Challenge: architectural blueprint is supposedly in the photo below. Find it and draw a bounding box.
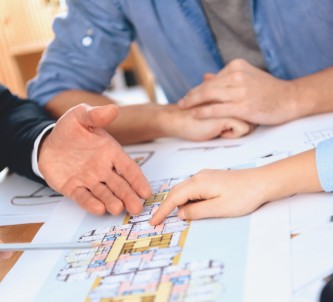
[32,177,226,302]
[304,128,333,147]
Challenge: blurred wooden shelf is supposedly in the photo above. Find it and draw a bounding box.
[10,40,49,57]
[0,0,156,101]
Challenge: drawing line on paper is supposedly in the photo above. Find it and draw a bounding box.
[127,151,154,166]
[11,186,63,206]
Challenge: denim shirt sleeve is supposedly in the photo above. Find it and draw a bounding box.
[316,138,333,192]
[28,0,134,106]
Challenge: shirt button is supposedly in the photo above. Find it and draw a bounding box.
[82,36,93,47]
[82,28,94,47]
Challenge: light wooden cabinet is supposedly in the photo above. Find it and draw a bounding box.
[0,0,156,101]
[0,0,55,97]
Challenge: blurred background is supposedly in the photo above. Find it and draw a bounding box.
[0,0,166,104]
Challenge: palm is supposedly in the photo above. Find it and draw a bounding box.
[39,104,151,215]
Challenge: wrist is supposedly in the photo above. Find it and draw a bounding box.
[146,104,173,138]
[247,166,282,205]
[290,76,322,119]
[107,104,168,144]
[259,149,322,202]
[37,133,52,178]
[156,104,181,137]
[33,124,55,179]
[258,164,296,202]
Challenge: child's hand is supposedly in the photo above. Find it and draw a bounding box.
[150,149,322,225]
[150,168,268,225]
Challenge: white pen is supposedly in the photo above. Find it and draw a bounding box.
[0,241,101,252]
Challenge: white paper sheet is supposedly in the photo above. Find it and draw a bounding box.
[0,173,65,226]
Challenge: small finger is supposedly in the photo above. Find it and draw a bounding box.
[105,172,143,215]
[90,182,125,215]
[180,84,235,109]
[114,154,151,199]
[70,187,106,215]
[219,119,252,138]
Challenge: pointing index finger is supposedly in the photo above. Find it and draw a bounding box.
[150,180,196,225]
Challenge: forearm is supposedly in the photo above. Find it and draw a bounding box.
[292,66,333,118]
[259,149,322,202]
[46,90,172,144]
[46,90,114,116]
[45,90,252,144]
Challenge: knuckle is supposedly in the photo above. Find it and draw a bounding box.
[93,207,107,216]
[231,71,245,83]
[198,106,213,117]
[121,160,135,173]
[228,58,247,70]
[166,192,178,207]
[188,174,201,185]
[91,182,102,194]
[142,185,152,198]
[185,90,195,99]
[121,189,136,202]
[80,195,93,209]
[171,183,182,192]
[182,206,193,220]
[201,88,215,101]
[109,202,124,215]
[169,200,178,209]
[70,187,84,203]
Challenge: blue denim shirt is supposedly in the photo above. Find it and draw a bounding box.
[28,0,333,191]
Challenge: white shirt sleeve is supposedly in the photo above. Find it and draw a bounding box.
[31,123,56,179]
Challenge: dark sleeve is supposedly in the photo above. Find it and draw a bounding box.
[0,85,55,183]
[321,277,333,302]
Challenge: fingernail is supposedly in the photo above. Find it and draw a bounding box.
[149,217,156,226]
[178,208,185,220]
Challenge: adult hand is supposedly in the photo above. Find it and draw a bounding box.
[150,168,267,224]
[39,104,151,216]
[160,104,255,141]
[178,59,299,125]
[0,240,13,260]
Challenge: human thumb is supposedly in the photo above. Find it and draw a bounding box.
[85,104,119,128]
